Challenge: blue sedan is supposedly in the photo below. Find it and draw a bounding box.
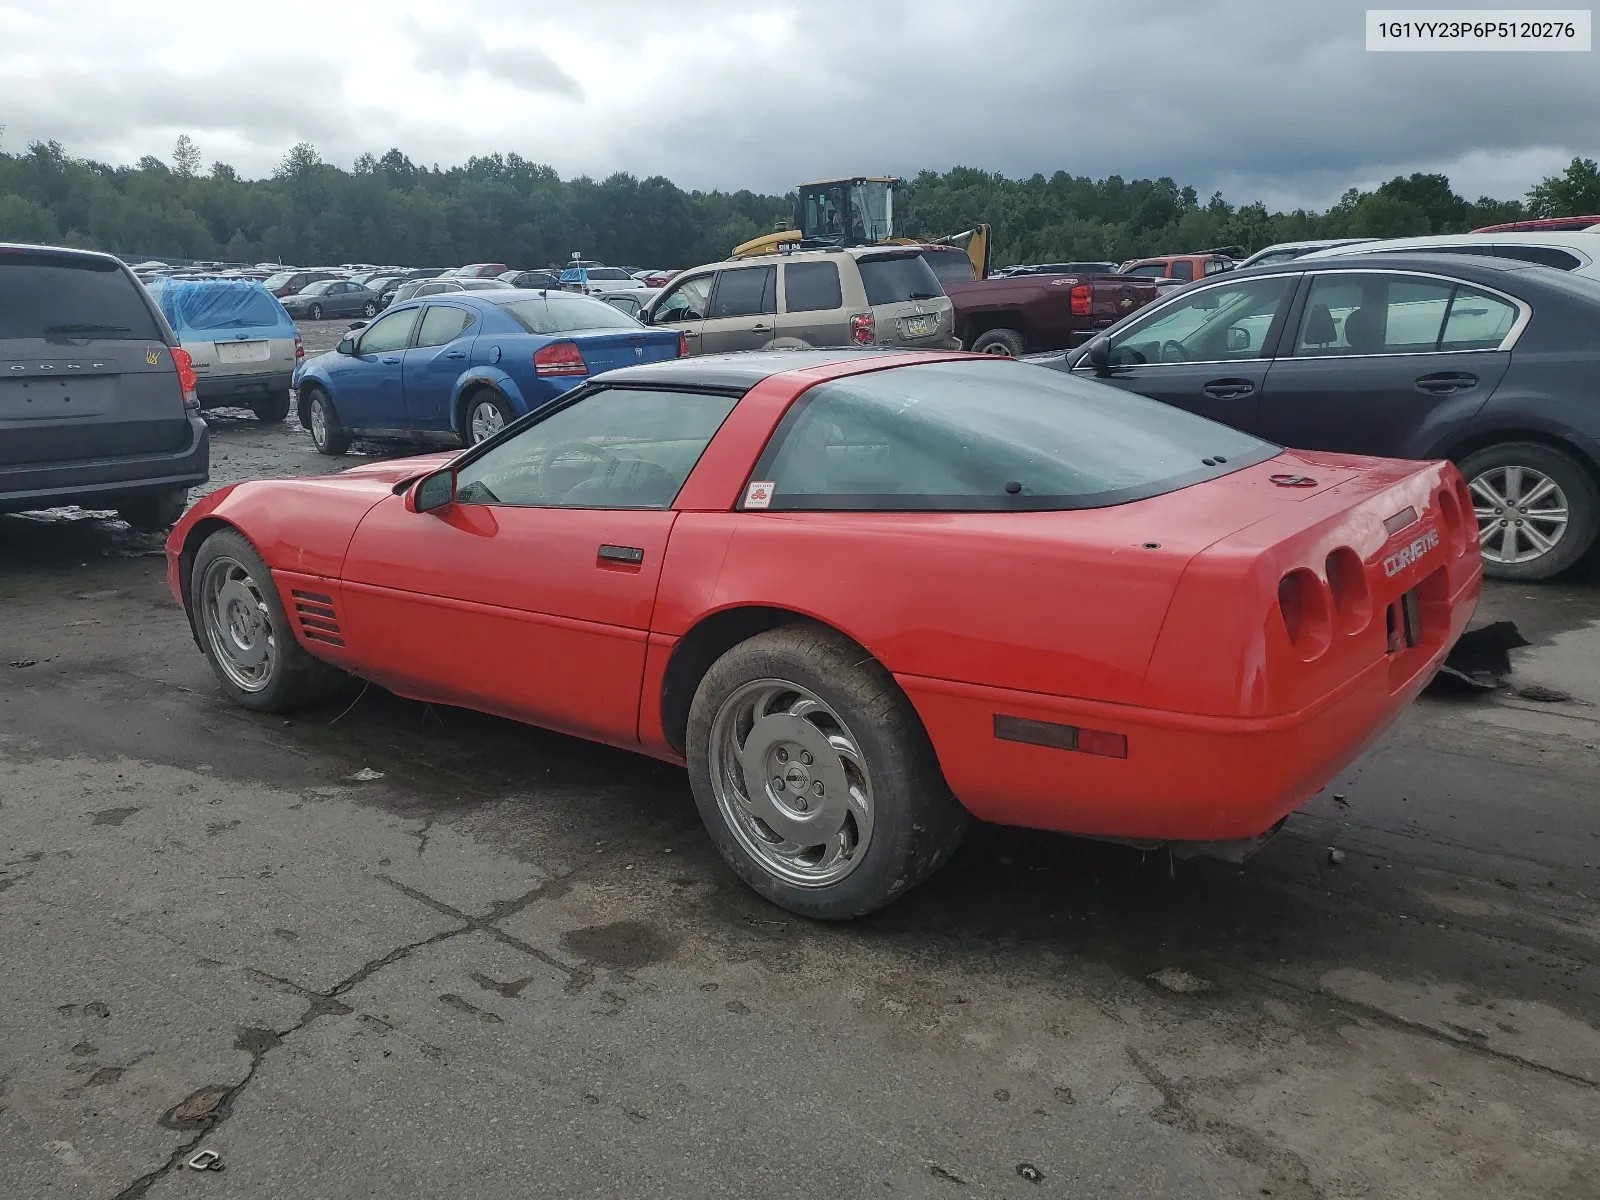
[292,290,685,455]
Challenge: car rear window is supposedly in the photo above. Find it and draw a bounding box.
[503,294,640,334]
[0,253,164,341]
[856,254,943,305]
[919,251,976,285]
[750,360,1276,512]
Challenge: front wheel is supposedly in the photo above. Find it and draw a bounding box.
[362,301,378,317]
[305,388,350,456]
[308,303,324,321]
[1460,442,1598,580]
[685,623,969,919]
[190,528,347,712]
[465,390,514,445]
[970,327,1025,356]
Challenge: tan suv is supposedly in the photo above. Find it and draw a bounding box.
[640,247,957,353]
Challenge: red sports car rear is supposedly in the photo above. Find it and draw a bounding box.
[167,351,1478,918]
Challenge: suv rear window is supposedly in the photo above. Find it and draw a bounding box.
[750,360,1275,512]
[857,254,943,305]
[0,253,164,341]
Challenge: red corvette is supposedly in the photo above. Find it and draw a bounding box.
[167,350,1480,918]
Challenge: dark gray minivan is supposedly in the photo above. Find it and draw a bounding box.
[1,244,209,530]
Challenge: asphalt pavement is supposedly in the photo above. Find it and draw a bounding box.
[2,327,1597,1198]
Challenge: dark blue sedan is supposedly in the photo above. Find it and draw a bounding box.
[292,291,685,455]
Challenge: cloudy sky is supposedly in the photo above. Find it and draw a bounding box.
[1,0,1594,208]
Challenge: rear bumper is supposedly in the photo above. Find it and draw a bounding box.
[900,573,1478,842]
[0,415,209,513]
[195,369,294,405]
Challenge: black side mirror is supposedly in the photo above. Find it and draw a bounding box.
[1085,336,1112,375]
[1227,326,1252,353]
[408,468,457,514]
[336,337,355,356]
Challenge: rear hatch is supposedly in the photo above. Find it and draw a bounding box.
[150,280,298,380]
[572,328,682,373]
[0,250,190,467]
[1088,275,1159,324]
[857,252,953,345]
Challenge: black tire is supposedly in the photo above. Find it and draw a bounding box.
[251,390,291,423]
[304,386,350,456]
[308,303,324,321]
[463,389,515,446]
[970,327,1026,356]
[189,528,347,713]
[117,489,187,532]
[685,623,969,920]
[362,301,378,317]
[1458,442,1599,581]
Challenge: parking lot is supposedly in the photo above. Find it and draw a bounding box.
[2,319,1598,1199]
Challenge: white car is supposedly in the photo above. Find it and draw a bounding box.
[1300,231,1600,281]
[568,266,646,296]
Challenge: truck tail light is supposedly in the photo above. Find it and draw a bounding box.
[677,331,689,358]
[170,346,201,412]
[534,341,588,376]
[849,312,875,345]
[1069,283,1092,316]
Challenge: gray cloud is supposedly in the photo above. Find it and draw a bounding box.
[410,23,583,100]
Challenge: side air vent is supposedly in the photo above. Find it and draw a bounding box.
[291,589,344,647]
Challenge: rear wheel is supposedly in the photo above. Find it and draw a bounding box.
[362,300,378,317]
[970,327,1025,356]
[117,489,187,532]
[305,387,350,456]
[466,390,514,445]
[685,623,969,920]
[190,528,346,712]
[1460,442,1598,580]
[251,391,291,423]
[308,303,324,321]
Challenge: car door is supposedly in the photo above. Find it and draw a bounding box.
[1072,273,1298,432]
[337,384,743,745]
[699,266,777,353]
[400,304,477,431]
[1256,270,1515,457]
[645,273,713,354]
[331,306,419,430]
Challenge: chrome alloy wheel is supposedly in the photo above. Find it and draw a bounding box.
[200,556,277,692]
[1470,464,1570,566]
[707,679,875,887]
[308,396,330,446]
[469,398,505,444]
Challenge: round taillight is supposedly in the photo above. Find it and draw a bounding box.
[1278,568,1333,661]
[1324,547,1371,634]
[1436,487,1466,557]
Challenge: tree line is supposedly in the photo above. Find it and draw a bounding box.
[1,136,1597,270]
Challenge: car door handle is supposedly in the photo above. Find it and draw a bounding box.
[598,544,645,565]
[1415,372,1477,394]
[1202,378,1256,399]
[445,350,467,359]
[382,357,401,365]
[750,324,772,333]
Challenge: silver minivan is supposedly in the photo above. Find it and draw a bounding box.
[640,247,957,354]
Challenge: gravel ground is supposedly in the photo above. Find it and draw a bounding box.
[1,322,1597,1198]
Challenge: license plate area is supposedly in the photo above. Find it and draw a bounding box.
[899,315,936,338]
[1386,587,1423,653]
[0,377,115,419]
[217,340,269,364]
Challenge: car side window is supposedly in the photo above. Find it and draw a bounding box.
[1106,276,1293,365]
[414,306,475,348]
[709,267,776,319]
[652,275,712,323]
[453,388,740,510]
[357,309,418,355]
[1291,274,1461,357]
[783,261,843,312]
[1493,245,1581,271]
[1438,285,1520,350]
[1170,260,1195,282]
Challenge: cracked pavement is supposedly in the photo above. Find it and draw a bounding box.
[2,382,1599,1198]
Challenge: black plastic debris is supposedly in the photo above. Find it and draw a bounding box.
[1432,620,1530,692]
[1514,683,1573,703]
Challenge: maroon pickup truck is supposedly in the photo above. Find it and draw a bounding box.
[917,247,1159,356]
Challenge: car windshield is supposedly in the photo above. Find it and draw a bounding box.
[0,253,164,341]
[502,294,640,333]
[752,360,1276,511]
[857,254,944,304]
[262,272,293,288]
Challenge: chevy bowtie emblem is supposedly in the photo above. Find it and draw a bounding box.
[1119,298,1132,307]
[1270,474,1318,488]
[145,348,161,365]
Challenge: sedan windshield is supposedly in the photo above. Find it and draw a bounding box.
[503,294,640,334]
[752,360,1277,511]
